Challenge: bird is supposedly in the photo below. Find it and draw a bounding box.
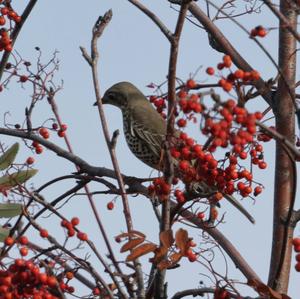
[99,81,255,224]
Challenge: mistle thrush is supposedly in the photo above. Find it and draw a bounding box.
[100,82,255,223]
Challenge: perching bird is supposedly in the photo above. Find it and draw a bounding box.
[99,82,255,223]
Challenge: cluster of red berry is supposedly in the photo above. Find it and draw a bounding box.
[0,4,21,52]
[61,217,88,241]
[0,258,60,299]
[24,124,68,158]
[147,56,268,203]
[148,177,171,201]
[2,234,78,298]
[250,25,268,38]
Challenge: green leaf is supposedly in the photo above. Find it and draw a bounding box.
[0,226,9,242]
[0,169,38,188]
[0,203,22,218]
[0,143,19,171]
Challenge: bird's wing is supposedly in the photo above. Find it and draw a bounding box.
[129,104,166,159]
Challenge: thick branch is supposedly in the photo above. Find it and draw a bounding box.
[268,1,297,293]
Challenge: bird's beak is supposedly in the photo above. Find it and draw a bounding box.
[93,95,107,106]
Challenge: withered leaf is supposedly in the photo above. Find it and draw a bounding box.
[160,229,174,248]
[115,230,146,240]
[126,243,157,262]
[175,228,189,254]
[120,238,144,253]
[169,252,182,264]
[151,246,169,264]
[157,260,172,271]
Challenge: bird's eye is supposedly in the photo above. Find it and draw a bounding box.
[107,92,115,100]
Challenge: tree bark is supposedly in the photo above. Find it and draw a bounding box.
[268,0,297,293]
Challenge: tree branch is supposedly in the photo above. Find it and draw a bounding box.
[81,10,143,298]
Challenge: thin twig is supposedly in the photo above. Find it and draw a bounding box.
[128,0,173,42]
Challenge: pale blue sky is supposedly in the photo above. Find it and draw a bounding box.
[2,1,299,298]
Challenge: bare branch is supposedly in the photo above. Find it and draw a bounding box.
[128,0,173,42]
[81,10,144,297]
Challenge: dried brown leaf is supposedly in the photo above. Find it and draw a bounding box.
[120,238,144,253]
[126,243,157,262]
[115,230,146,240]
[175,228,189,254]
[169,252,182,264]
[151,246,169,264]
[157,260,172,271]
[160,229,174,248]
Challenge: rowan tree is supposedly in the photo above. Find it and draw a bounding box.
[0,1,299,299]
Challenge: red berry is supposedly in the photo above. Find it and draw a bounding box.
[293,238,300,247]
[68,229,75,237]
[26,156,35,165]
[107,201,114,210]
[206,67,214,75]
[77,232,88,241]
[57,130,65,137]
[257,26,267,37]
[66,271,74,280]
[254,186,263,196]
[14,15,21,23]
[234,69,245,79]
[186,79,196,89]
[19,247,28,256]
[4,236,14,246]
[39,127,48,136]
[20,75,28,83]
[19,235,29,245]
[1,7,8,15]
[296,253,300,262]
[258,161,267,169]
[295,262,300,272]
[71,217,80,226]
[47,276,57,287]
[4,44,12,52]
[0,16,6,26]
[177,118,187,128]
[39,229,49,238]
[294,245,300,253]
[223,55,232,68]
[186,249,197,262]
[35,145,43,154]
[8,10,17,19]
[222,81,233,92]
[61,124,68,131]
[197,212,205,220]
[179,160,189,171]
[15,258,25,267]
[93,288,101,295]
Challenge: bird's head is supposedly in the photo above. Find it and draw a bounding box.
[98,81,147,110]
